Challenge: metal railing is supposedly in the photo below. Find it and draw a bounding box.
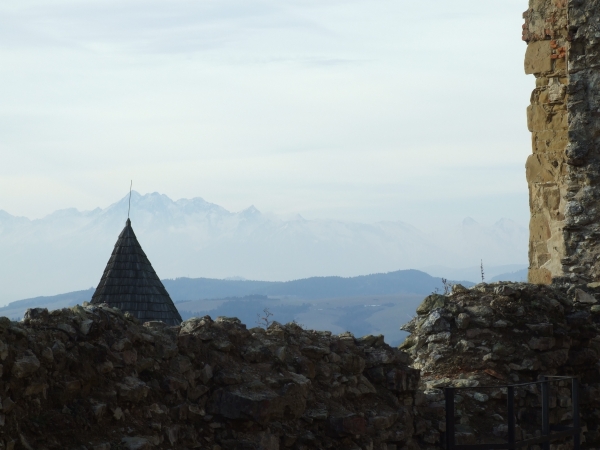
[444,376,580,450]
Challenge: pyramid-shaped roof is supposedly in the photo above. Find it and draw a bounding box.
[91,219,182,326]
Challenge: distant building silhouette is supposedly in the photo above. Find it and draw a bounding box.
[91,218,182,325]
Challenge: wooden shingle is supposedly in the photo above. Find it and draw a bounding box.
[91,219,182,326]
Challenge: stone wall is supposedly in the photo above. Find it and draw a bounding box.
[525,0,600,284]
[524,0,569,284]
[401,281,600,447]
[0,303,420,450]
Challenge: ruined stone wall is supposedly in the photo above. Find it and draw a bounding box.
[401,281,600,446]
[0,303,420,450]
[526,0,600,284]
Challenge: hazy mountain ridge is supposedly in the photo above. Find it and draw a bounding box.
[0,191,527,302]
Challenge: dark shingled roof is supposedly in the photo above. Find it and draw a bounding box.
[91,219,182,326]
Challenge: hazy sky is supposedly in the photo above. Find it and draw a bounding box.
[0,0,531,227]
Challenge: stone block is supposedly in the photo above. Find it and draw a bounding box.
[527,268,552,285]
[526,154,555,183]
[542,187,560,211]
[525,40,553,74]
[416,295,445,315]
[575,289,597,304]
[550,110,567,129]
[329,414,366,436]
[12,353,40,379]
[527,104,549,132]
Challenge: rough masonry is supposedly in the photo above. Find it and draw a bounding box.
[525,0,600,284]
[402,280,600,447]
[0,303,420,450]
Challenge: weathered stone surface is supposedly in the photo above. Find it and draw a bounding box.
[525,40,553,74]
[0,302,418,450]
[329,415,366,436]
[527,337,556,351]
[420,311,450,334]
[575,289,597,304]
[121,437,152,450]
[11,352,40,378]
[524,0,600,284]
[403,281,600,447]
[526,323,553,336]
[416,294,445,315]
[387,368,419,393]
[116,377,149,403]
[341,353,366,374]
[209,387,282,423]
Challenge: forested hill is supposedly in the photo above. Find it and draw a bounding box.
[0,269,473,320]
[162,269,469,300]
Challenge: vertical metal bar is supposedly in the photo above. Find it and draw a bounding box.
[541,377,550,450]
[573,378,580,450]
[445,387,455,450]
[507,385,515,449]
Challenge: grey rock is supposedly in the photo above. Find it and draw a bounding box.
[24,308,49,321]
[574,288,597,304]
[527,337,556,351]
[421,311,450,334]
[92,444,111,450]
[357,335,385,347]
[455,313,470,330]
[493,285,518,297]
[526,323,553,336]
[121,437,152,450]
[12,352,40,378]
[116,377,149,403]
[452,284,468,293]
[208,381,308,424]
[567,310,591,325]
[80,319,94,335]
[427,332,451,343]
[453,379,479,388]
[492,343,514,357]
[301,346,331,360]
[416,295,446,315]
[455,340,475,353]
[473,392,489,402]
[465,305,494,318]
[466,328,495,339]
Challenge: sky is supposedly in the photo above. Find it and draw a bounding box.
[0,0,532,228]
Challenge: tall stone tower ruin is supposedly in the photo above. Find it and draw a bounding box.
[525,0,600,284]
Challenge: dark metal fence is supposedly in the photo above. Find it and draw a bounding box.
[444,376,580,450]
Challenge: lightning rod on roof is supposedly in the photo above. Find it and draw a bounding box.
[128,180,132,219]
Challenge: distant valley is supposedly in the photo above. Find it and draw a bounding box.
[0,269,474,346]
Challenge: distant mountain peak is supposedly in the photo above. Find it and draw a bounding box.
[0,191,527,302]
[461,217,478,227]
[106,191,230,217]
[240,205,261,216]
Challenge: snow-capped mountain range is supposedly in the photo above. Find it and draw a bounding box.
[0,192,527,303]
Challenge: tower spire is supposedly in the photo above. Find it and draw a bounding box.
[127,180,132,220]
[91,213,182,325]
